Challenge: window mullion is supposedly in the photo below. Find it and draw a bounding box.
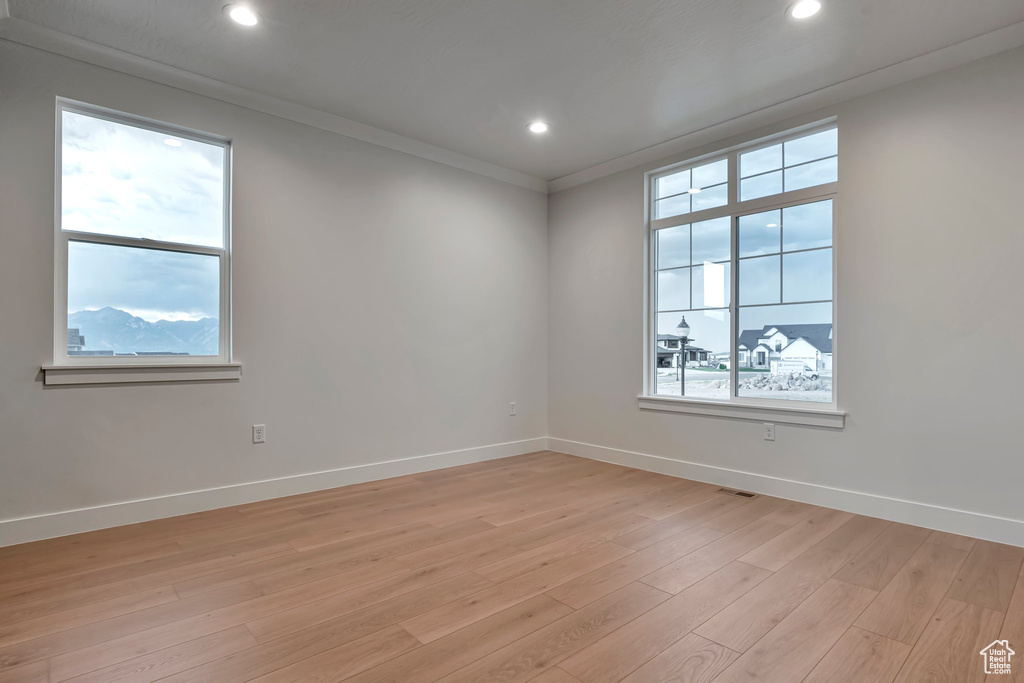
[732,183,837,215]
[779,205,785,305]
[651,222,659,395]
[62,230,224,257]
[729,151,739,399]
[689,226,693,312]
[651,204,734,231]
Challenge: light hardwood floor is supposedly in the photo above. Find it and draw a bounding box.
[0,451,1021,682]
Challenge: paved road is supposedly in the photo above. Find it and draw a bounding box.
[658,369,731,381]
[659,369,832,381]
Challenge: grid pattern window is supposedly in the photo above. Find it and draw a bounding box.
[56,101,231,364]
[739,128,837,201]
[653,158,728,220]
[650,124,836,405]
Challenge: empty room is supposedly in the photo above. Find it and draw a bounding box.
[1,1,1023,681]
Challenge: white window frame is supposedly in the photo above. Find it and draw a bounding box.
[642,120,843,427]
[47,99,236,382]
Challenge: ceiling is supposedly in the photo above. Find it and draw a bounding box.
[6,0,1024,183]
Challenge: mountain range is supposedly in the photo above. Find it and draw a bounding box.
[69,307,219,355]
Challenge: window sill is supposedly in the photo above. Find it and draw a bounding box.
[41,363,242,386]
[638,395,845,429]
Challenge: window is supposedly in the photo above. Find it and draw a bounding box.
[654,158,728,220]
[55,100,231,365]
[650,124,836,406]
[740,128,837,201]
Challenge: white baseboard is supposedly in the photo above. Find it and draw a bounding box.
[549,437,1024,548]
[8,435,1021,549]
[0,437,549,547]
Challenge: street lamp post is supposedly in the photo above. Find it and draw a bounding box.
[676,316,691,397]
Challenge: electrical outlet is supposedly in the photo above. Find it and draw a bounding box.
[764,423,775,441]
[509,402,517,416]
[253,424,266,444]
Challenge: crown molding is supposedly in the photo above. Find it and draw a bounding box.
[548,20,1024,193]
[0,15,549,194]
[3,9,1022,197]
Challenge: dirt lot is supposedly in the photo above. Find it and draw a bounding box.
[656,370,832,403]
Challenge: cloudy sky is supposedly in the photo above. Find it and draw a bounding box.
[63,109,225,322]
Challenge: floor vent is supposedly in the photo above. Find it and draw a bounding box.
[716,487,757,498]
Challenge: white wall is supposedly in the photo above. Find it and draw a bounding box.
[0,41,548,543]
[548,47,1024,543]
[3,38,1023,547]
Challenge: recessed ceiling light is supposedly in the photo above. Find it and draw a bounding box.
[688,188,702,194]
[527,121,550,134]
[163,138,183,147]
[787,0,822,19]
[225,4,260,26]
[767,222,778,228]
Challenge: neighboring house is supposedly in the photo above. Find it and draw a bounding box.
[737,324,832,373]
[67,326,114,356]
[66,326,190,357]
[67,328,85,353]
[656,334,711,368]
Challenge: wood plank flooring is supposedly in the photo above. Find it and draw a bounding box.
[0,450,1020,682]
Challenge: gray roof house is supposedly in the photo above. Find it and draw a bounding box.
[738,324,833,354]
[67,328,86,352]
[738,323,833,369]
[656,333,711,367]
[67,326,114,356]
